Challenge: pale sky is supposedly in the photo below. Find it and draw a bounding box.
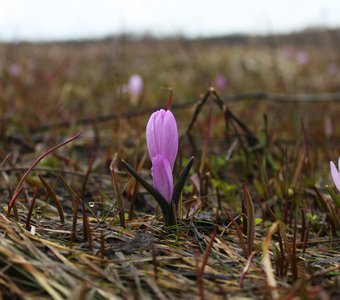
[0,0,339,41]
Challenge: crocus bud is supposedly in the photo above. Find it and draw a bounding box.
[330,157,340,192]
[146,109,178,202]
[146,109,178,169]
[128,74,143,106]
[152,154,174,203]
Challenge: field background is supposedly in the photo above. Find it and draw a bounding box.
[0,28,339,299]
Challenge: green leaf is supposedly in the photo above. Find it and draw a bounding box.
[121,160,176,226]
[325,185,340,208]
[172,156,194,209]
[38,156,60,168]
[314,186,339,232]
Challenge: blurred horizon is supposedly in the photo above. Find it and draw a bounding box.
[1,0,340,42]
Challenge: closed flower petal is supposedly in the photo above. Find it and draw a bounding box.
[146,109,178,169]
[146,111,159,159]
[161,110,178,169]
[152,155,173,203]
[155,110,165,153]
[330,160,340,192]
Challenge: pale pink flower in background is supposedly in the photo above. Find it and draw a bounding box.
[328,63,339,75]
[215,74,228,90]
[128,74,143,106]
[295,51,310,65]
[8,63,22,77]
[324,116,333,138]
[281,45,295,60]
[330,157,340,192]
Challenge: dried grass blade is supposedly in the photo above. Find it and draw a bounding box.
[110,153,125,228]
[262,221,279,300]
[243,184,255,256]
[25,187,39,230]
[314,186,339,232]
[200,225,217,276]
[224,208,248,258]
[39,175,64,224]
[71,193,80,245]
[0,152,11,168]
[239,251,256,287]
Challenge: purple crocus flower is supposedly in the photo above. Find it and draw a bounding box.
[330,157,340,192]
[146,109,178,203]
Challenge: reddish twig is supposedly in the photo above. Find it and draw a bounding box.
[239,251,256,288]
[8,132,82,212]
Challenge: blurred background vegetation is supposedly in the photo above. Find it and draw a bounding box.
[1,28,339,144]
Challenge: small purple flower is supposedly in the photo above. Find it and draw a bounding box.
[146,109,178,203]
[330,157,340,192]
[128,74,143,105]
[8,63,22,77]
[295,51,309,65]
[215,74,228,90]
[324,116,333,137]
[328,63,339,76]
[123,109,192,226]
[281,45,295,60]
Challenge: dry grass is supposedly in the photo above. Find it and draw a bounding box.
[0,34,339,299]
